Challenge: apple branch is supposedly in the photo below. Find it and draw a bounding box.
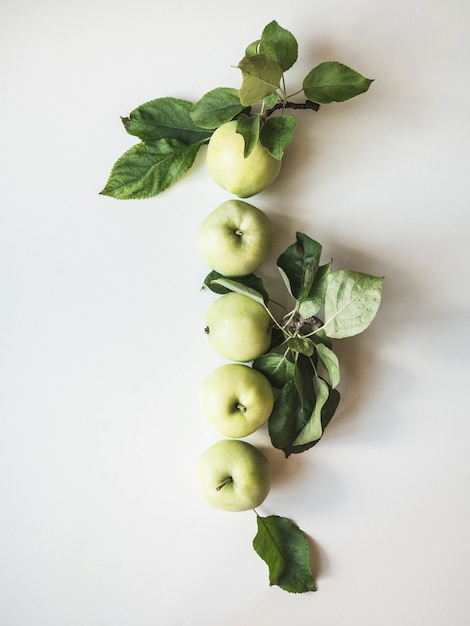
[266,100,320,118]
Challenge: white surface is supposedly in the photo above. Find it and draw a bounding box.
[1,0,469,624]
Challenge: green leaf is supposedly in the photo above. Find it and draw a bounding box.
[287,336,314,357]
[269,375,339,456]
[292,377,329,446]
[293,353,315,410]
[315,343,340,388]
[298,261,332,319]
[236,114,260,158]
[268,379,304,451]
[259,114,296,159]
[324,271,384,338]
[252,353,295,388]
[259,20,298,72]
[263,91,279,108]
[202,270,270,304]
[245,39,260,56]
[190,88,246,130]
[121,97,212,144]
[303,62,374,104]
[238,54,283,106]
[211,277,266,306]
[277,232,322,301]
[100,139,201,199]
[286,386,340,455]
[253,514,315,594]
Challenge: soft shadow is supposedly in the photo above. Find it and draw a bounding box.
[317,240,415,438]
[307,533,330,588]
[257,440,308,487]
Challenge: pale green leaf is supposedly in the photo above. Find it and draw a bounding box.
[315,343,340,388]
[287,336,314,357]
[238,54,283,106]
[324,271,383,338]
[212,277,266,306]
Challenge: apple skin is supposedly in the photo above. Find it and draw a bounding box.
[197,199,274,277]
[197,439,272,511]
[206,121,282,198]
[200,363,274,438]
[205,292,272,362]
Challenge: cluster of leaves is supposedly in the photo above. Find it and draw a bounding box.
[203,232,382,592]
[203,232,383,458]
[100,20,373,200]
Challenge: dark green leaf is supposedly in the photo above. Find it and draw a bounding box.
[253,514,315,593]
[284,386,340,456]
[100,139,201,199]
[259,114,296,159]
[268,379,303,451]
[298,261,332,319]
[293,353,315,409]
[277,232,322,301]
[270,375,340,456]
[190,88,246,130]
[252,353,295,388]
[259,20,298,72]
[315,343,340,388]
[238,54,283,106]
[293,377,329,446]
[202,271,270,304]
[121,97,212,144]
[236,114,260,158]
[303,62,374,104]
[324,271,384,338]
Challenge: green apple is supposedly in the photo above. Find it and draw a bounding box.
[205,292,272,362]
[200,363,274,438]
[197,199,274,277]
[206,121,282,198]
[197,439,272,511]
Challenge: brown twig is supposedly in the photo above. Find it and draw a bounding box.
[266,100,320,117]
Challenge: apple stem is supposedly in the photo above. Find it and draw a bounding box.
[236,403,247,414]
[235,229,243,237]
[216,477,233,491]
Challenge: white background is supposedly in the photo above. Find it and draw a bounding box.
[1,0,469,624]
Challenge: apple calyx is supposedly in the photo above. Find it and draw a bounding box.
[216,477,233,491]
